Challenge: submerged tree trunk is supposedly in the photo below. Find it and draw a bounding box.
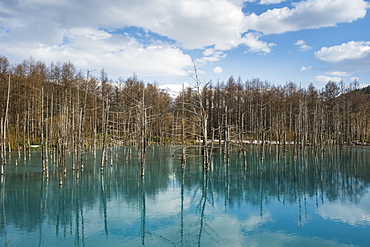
[140,89,147,177]
[1,74,11,175]
[101,99,110,172]
[192,62,210,171]
[181,83,187,168]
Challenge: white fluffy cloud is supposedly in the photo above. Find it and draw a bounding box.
[300,66,312,72]
[327,71,351,77]
[1,0,369,82]
[4,0,248,51]
[150,0,247,51]
[243,32,276,53]
[243,0,286,4]
[202,49,227,62]
[245,0,369,34]
[0,27,193,79]
[314,75,343,84]
[213,66,224,74]
[259,0,286,4]
[315,41,370,63]
[0,0,265,79]
[294,40,312,51]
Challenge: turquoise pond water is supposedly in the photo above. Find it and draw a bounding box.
[1,145,370,246]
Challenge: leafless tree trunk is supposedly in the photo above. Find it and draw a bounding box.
[1,74,10,175]
[41,87,46,172]
[101,98,110,172]
[140,88,147,177]
[181,91,186,168]
[192,62,210,171]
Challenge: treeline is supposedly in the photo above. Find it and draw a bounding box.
[1,55,370,158]
[177,76,370,148]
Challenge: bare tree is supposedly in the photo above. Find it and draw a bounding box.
[1,73,11,175]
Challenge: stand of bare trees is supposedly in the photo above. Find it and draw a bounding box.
[173,77,370,156]
[0,56,369,177]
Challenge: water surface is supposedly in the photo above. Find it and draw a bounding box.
[1,146,370,246]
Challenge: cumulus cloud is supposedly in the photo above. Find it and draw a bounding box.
[201,49,227,62]
[243,0,286,4]
[327,71,351,77]
[23,0,245,51]
[67,28,112,41]
[213,66,223,74]
[299,44,312,51]
[300,66,312,72]
[0,0,261,79]
[19,29,193,78]
[313,41,370,78]
[259,0,286,4]
[1,0,369,81]
[151,0,247,51]
[294,39,312,51]
[243,32,276,54]
[315,41,370,63]
[314,75,343,84]
[294,40,305,46]
[245,0,369,34]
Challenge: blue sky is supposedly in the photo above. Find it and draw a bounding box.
[1,0,370,89]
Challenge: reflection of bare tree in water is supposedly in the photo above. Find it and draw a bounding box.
[179,166,185,247]
[140,177,146,245]
[143,152,218,246]
[0,175,8,245]
[1,145,370,246]
[238,146,370,225]
[101,173,108,238]
[55,177,87,246]
[56,186,62,237]
[224,149,230,212]
[195,169,217,246]
[38,178,46,246]
[75,180,86,247]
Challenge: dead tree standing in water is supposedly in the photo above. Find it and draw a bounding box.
[1,73,11,175]
[191,62,210,171]
[139,88,147,177]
